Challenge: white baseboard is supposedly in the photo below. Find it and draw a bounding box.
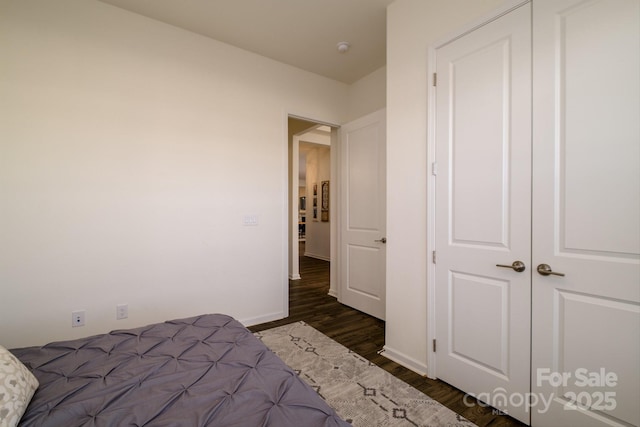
[239,311,286,327]
[304,252,331,262]
[379,346,428,377]
[327,288,338,298]
[289,273,301,280]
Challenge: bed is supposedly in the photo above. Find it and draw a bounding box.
[6,314,350,426]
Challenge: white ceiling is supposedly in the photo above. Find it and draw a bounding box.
[98,0,395,84]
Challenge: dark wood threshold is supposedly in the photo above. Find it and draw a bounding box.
[249,249,527,427]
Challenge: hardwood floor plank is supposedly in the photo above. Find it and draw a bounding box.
[249,246,527,427]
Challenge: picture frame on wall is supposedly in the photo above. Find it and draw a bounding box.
[312,183,318,220]
[321,181,329,222]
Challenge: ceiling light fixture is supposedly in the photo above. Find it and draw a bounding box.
[336,41,350,53]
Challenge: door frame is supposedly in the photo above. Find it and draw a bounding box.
[285,113,342,316]
[425,0,531,380]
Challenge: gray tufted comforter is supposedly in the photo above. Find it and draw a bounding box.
[11,314,350,426]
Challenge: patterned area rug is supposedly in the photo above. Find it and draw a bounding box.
[254,322,476,427]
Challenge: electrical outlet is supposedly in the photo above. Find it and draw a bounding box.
[116,304,128,320]
[72,310,85,327]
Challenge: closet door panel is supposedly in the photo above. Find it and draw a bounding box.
[434,3,532,423]
[531,1,640,426]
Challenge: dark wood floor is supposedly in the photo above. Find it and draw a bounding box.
[249,245,527,427]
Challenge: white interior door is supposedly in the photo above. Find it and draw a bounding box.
[339,109,386,320]
[531,1,640,426]
[433,4,532,423]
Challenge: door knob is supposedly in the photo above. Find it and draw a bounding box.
[496,261,526,272]
[537,264,565,277]
[374,237,387,244]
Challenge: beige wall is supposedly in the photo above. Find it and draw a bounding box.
[0,0,349,348]
[347,66,387,123]
[385,0,506,372]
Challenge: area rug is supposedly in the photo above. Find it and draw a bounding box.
[254,322,476,427]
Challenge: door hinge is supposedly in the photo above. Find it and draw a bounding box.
[432,73,437,86]
[433,339,437,353]
[432,251,436,264]
[432,162,437,176]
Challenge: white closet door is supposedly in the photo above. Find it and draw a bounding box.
[434,4,532,423]
[531,1,640,426]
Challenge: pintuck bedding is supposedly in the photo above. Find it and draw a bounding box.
[10,314,350,427]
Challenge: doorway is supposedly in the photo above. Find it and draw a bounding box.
[299,132,332,261]
[288,117,338,296]
[287,109,387,321]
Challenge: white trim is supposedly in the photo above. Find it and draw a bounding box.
[380,346,428,377]
[425,0,532,381]
[432,0,530,49]
[291,134,301,282]
[288,114,339,129]
[289,273,301,280]
[239,311,286,327]
[304,252,331,262]
[426,44,438,380]
[282,112,290,319]
[329,126,341,299]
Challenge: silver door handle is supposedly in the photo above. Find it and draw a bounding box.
[496,261,526,272]
[537,264,565,277]
[374,237,387,244]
